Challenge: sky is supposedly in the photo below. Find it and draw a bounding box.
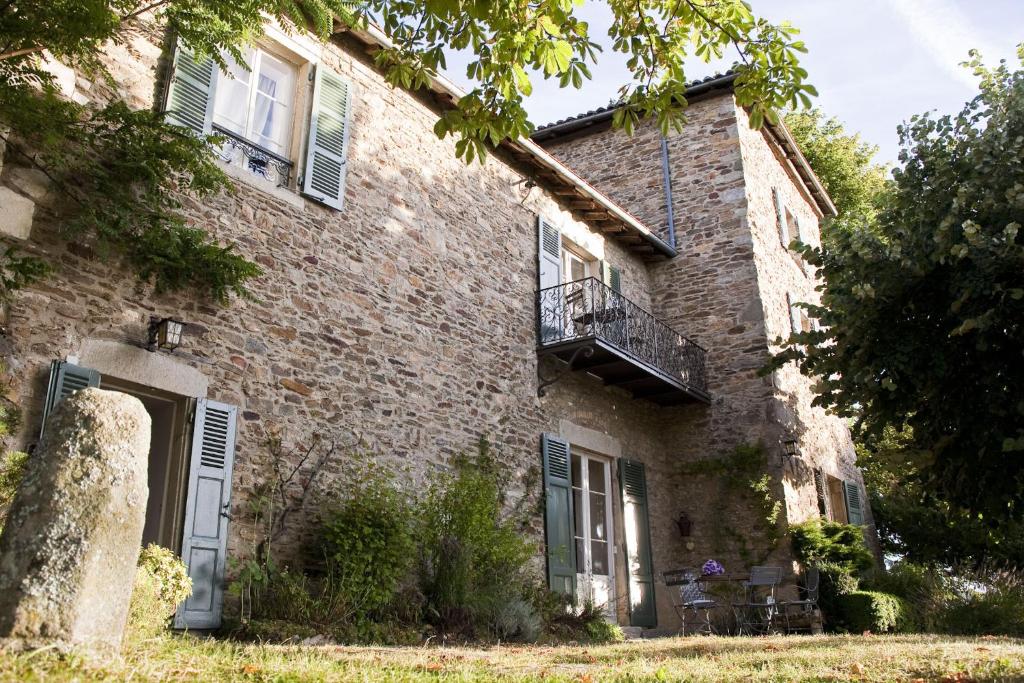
[441,0,1024,165]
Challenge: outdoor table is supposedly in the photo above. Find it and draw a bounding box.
[666,572,750,635]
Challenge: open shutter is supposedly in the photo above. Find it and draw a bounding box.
[619,458,656,628]
[301,66,352,210]
[40,360,101,439]
[609,265,622,293]
[542,434,576,597]
[175,399,238,630]
[537,218,563,345]
[164,41,216,134]
[774,188,790,247]
[843,480,865,526]
[813,468,830,518]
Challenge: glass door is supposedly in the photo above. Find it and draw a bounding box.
[572,452,616,621]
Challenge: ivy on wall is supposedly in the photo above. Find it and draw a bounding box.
[678,443,784,566]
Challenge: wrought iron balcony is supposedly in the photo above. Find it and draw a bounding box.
[537,278,709,405]
[213,124,294,187]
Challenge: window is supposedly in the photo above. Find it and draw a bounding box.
[825,476,847,523]
[563,246,594,284]
[164,39,352,209]
[213,46,297,157]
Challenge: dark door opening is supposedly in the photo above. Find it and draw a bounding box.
[100,376,192,553]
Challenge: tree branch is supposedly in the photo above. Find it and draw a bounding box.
[0,46,45,62]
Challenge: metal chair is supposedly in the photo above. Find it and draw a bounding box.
[781,567,820,634]
[664,569,718,635]
[732,566,783,635]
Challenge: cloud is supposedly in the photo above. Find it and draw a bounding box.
[887,0,991,88]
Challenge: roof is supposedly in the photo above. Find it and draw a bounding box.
[530,73,837,218]
[337,24,677,259]
[532,73,738,138]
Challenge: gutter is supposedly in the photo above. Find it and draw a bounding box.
[659,136,677,249]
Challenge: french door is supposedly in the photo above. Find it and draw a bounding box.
[572,451,616,620]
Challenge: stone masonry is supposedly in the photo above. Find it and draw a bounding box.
[0,16,870,632]
[539,92,876,603]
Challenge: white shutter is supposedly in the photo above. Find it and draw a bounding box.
[40,360,101,440]
[538,217,563,345]
[774,188,790,247]
[301,66,352,210]
[175,399,238,630]
[164,41,217,134]
[538,217,562,290]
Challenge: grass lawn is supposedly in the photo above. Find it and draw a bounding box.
[2,633,1023,682]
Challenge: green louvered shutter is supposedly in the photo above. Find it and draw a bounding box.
[542,434,576,597]
[302,66,352,210]
[844,480,865,526]
[619,458,656,628]
[164,41,216,134]
[609,265,622,293]
[40,360,101,439]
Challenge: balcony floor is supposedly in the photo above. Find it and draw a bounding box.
[540,337,711,406]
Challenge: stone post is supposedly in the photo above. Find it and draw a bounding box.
[0,388,150,650]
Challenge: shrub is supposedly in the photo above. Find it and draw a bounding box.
[870,562,1024,637]
[541,599,625,644]
[319,472,417,618]
[940,571,1024,637]
[491,598,543,643]
[790,519,874,574]
[0,450,27,534]
[832,590,909,633]
[418,438,536,639]
[127,544,192,641]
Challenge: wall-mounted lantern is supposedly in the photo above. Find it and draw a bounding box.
[148,317,185,352]
[781,437,801,461]
[674,511,693,538]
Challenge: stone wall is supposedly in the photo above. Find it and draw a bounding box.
[0,19,687,628]
[540,92,872,596]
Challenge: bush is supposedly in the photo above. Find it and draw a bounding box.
[869,562,1024,637]
[541,598,625,644]
[418,438,536,639]
[0,450,27,534]
[790,519,874,574]
[832,590,909,633]
[319,472,417,618]
[127,544,192,641]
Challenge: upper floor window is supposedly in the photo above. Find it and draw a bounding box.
[163,38,353,210]
[213,47,297,158]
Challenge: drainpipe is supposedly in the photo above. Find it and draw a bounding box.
[660,136,677,249]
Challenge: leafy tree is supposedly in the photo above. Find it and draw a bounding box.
[859,426,1024,569]
[785,108,890,241]
[1,1,813,301]
[770,48,1024,529]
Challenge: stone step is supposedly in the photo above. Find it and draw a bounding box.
[620,626,644,640]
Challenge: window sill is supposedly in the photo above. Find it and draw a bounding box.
[215,159,306,210]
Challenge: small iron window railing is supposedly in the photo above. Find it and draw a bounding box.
[537,277,708,394]
[213,124,294,188]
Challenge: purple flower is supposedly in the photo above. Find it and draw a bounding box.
[702,559,725,576]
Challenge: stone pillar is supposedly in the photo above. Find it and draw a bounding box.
[0,388,150,650]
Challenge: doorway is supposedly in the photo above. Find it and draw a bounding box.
[101,376,192,552]
[572,449,616,621]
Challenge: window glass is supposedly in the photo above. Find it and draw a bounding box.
[212,47,297,156]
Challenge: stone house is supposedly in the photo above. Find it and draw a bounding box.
[0,16,872,633]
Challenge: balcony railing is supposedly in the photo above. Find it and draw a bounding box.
[537,277,709,404]
[213,124,294,187]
